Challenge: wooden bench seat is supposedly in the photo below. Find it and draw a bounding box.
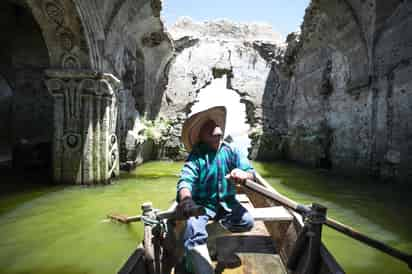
[236,194,293,222]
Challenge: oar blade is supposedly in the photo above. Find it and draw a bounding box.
[107,213,131,224]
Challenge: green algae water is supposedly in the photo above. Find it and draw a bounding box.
[1,161,411,274]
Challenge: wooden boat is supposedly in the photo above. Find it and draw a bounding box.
[116,174,345,274]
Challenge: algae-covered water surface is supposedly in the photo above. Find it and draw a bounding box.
[0,161,411,274]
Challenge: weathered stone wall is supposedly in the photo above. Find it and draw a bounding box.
[81,0,174,166]
[84,0,173,117]
[4,0,409,184]
[264,0,412,183]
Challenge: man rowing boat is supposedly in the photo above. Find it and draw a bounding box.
[176,106,256,273]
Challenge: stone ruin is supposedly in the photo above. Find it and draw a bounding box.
[1,0,411,184]
[0,0,173,184]
[158,1,412,184]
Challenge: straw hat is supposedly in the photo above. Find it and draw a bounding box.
[181,106,227,152]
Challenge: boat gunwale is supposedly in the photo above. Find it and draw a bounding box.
[245,174,345,274]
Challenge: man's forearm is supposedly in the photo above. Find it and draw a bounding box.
[179,187,192,201]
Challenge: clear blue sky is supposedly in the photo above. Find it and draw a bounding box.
[162,0,311,40]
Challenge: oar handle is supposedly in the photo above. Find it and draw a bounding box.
[243,177,412,269]
[108,205,205,224]
[243,179,310,215]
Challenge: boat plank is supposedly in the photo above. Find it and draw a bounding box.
[205,195,289,273]
[221,253,287,274]
[249,206,294,222]
[236,194,294,222]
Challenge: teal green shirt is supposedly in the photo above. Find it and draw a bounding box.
[177,142,254,216]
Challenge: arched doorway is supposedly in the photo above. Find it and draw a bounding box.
[190,75,251,156]
[0,1,52,172]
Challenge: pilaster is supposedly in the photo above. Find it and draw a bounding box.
[45,70,120,184]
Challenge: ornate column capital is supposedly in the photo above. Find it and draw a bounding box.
[45,69,120,97]
[45,69,120,184]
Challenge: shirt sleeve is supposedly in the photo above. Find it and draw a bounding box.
[176,157,199,199]
[232,147,255,173]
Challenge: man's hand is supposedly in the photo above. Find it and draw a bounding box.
[225,168,255,184]
[176,196,203,219]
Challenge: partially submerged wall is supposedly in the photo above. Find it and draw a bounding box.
[3,0,410,184]
[264,0,412,183]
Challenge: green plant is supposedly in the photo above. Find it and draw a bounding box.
[137,117,173,145]
[248,126,263,139]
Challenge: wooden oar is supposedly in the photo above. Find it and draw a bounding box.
[107,202,205,223]
[107,213,141,224]
[107,210,176,224]
[243,176,412,269]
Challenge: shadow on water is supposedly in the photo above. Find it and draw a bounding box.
[10,266,90,274]
[0,167,62,216]
[0,163,177,274]
[119,160,182,180]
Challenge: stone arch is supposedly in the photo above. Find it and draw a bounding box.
[149,51,174,119]
[300,0,370,85]
[24,0,92,69]
[0,1,53,170]
[116,47,146,163]
[116,46,146,139]
[188,75,252,156]
[127,47,146,115]
[370,0,412,182]
[272,0,372,168]
[101,0,172,118]
[373,1,411,76]
[375,0,403,31]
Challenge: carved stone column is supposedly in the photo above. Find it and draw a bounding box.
[45,70,120,184]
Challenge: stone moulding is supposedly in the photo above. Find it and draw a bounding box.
[45,70,120,184]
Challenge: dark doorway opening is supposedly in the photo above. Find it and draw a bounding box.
[0,1,52,179]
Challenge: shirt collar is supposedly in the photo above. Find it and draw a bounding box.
[194,142,225,154]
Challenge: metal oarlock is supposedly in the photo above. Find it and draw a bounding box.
[287,203,328,274]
